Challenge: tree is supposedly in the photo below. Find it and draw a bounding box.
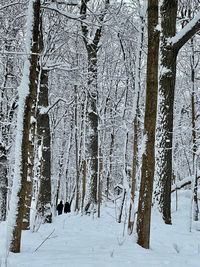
[156,0,200,224]
[156,0,178,225]
[7,0,41,253]
[35,9,52,224]
[128,0,145,234]
[136,0,159,249]
[80,0,109,211]
[0,0,22,222]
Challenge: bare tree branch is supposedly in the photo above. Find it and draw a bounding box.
[171,12,200,51]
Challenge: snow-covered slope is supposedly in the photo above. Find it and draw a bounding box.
[1,191,200,267]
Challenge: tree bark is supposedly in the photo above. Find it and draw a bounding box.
[75,85,80,211]
[0,153,7,221]
[106,129,114,200]
[0,34,18,221]
[128,10,144,234]
[80,0,109,209]
[35,6,52,223]
[191,38,199,221]
[157,1,200,225]
[36,70,52,223]
[136,0,159,249]
[156,0,178,225]
[8,0,41,253]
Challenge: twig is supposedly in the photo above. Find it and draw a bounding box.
[34,229,55,252]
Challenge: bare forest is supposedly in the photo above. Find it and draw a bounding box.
[0,0,200,263]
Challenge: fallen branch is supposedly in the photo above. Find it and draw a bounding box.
[34,229,55,252]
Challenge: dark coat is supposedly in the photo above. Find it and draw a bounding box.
[57,201,63,215]
[64,202,71,213]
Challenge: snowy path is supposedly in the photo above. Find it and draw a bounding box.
[1,193,200,267]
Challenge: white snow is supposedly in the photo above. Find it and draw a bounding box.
[1,191,200,267]
[169,11,200,46]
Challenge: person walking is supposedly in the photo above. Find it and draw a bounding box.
[56,200,63,215]
[64,202,71,213]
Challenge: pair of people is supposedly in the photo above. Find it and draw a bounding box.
[57,201,71,215]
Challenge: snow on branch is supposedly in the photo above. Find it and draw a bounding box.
[170,11,200,51]
[41,5,89,24]
[43,62,79,72]
[171,176,200,193]
[171,177,192,193]
[53,0,78,5]
[0,50,40,56]
[39,97,74,114]
[0,2,22,11]
[42,4,105,27]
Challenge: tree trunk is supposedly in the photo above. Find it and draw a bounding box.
[118,189,126,224]
[191,38,199,221]
[22,113,36,230]
[80,95,87,213]
[128,9,144,234]
[157,0,200,225]
[0,35,18,221]
[106,120,114,200]
[75,85,80,211]
[81,159,87,214]
[97,148,103,218]
[80,0,109,209]
[36,72,52,223]
[35,8,52,223]
[128,101,139,234]
[7,0,41,253]
[156,0,178,225]
[0,153,7,221]
[136,0,159,249]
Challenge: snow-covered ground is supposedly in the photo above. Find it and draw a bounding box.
[1,190,200,267]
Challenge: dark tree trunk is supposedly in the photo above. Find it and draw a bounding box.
[36,68,52,223]
[80,0,98,206]
[106,130,114,200]
[156,0,178,225]
[136,0,159,249]
[0,153,7,221]
[156,0,200,225]
[34,6,52,223]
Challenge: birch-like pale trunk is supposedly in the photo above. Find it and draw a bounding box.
[97,144,103,218]
[74,85,80,211]
[0,33,18,221]
[117,32,130,224]
[128,4,145,234]
[81,94,87,214]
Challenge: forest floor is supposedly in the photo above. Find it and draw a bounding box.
[1,190,200,267]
